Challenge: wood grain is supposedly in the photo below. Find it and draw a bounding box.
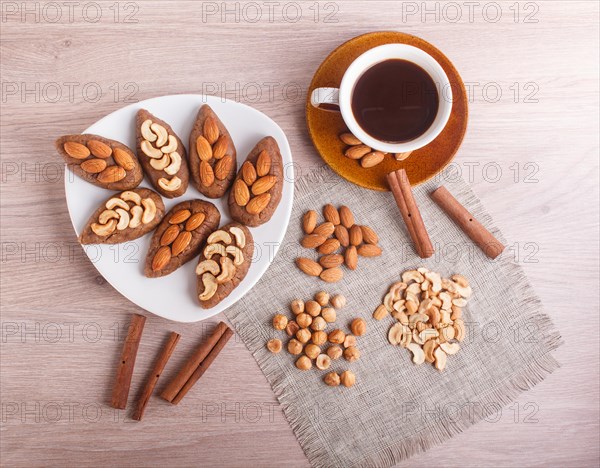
[1,1,598,466]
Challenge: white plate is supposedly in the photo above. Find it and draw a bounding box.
[64,94,294,323]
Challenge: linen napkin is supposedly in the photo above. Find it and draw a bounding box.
[224,165,561,467]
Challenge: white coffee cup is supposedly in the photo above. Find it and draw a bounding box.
[310,44,452,154]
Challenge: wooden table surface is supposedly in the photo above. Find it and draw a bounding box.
[1,1,598,466]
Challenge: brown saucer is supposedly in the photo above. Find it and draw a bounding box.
[305,31,468,190]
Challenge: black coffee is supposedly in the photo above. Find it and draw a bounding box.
[351,59,439,143]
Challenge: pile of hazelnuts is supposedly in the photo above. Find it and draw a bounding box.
[267,291,367,388]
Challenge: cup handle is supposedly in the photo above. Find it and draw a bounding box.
[310,87,340,111]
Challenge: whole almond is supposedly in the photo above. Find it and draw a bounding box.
[320,267,343,283]
[395,151,413,161]
[349,225,363,246]
[113,148,136,171]
[344,245,358,270]
[212,135,229,160]
[200,160,215,186]
[345,144,370,160]
[241,161,257,185]
[323,204,340,225]
[301,234,327,249]
[357,244,382,257]
[203,117,219,145]
[339,206,354,228]
[185,212,206,231]
[302,210,317,234]
[152,246,171,271]
[256,150,271,176]
[169,209,191,224]
[215,155,233,180]
[296,257,323,277]
[196,136,213,161]
[97,166,126,183]
[160,224,181,246]
[234,179,250,206]
[87,140,112,159]
[319,254,344,269]
[313,222,335,237]
[171,231,192,256]
[87,140,112,158]
[334,225,349,247]
[251,175,277,195]
[360,225,379,244]
[361,151,385,168]
[80,158,107,174]
[339,133,362,145]
[246,193,271,215]
[318,238,340,254]
[64,141,90,159]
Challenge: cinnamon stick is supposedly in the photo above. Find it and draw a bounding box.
[430,185,505,259]
[386,169,434,258]
[171,326,234,405]
[161,321,228,402]
[132,331,180,421]
[111,313,146,409]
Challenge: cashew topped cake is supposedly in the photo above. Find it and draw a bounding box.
[79,188,165,244]
[189,105,237,198]
[135,109,189,198]
[228,136,283,227]
[145,200,221,278]
[55,134,143,191]
[196,223,254,308]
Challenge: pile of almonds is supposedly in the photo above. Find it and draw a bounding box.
[340,132,412,168]
[296,204,382,283]
[151,209,206,272]
[266,292,363,388]
[64,139,135,183]
[233,151,274,215]
[373,267,472,371]
[196,117,235,187]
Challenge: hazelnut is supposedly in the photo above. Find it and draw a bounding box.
[287,338,303,355]
[304,343,320,359]
[267,338,282,353]
[296,328,311,343]
[343,335,357,348]
[272,314,288,330]
[305,300,322,317]
[296,355,312,370]
[315,291,330,306]
[340,370,356,387]
[316,354,331,370]
[296,313,312,329]
[290,299,305,315]
[321,307,336,323]
[323,371,340,386]
[330,294,346,309]
[326,345,343,360]
[328,329,345,344]
[343,346,360,362]
[311,330,327,345]
[350,318,366,336]
[285,320,300,337]
[310,316,327,331]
